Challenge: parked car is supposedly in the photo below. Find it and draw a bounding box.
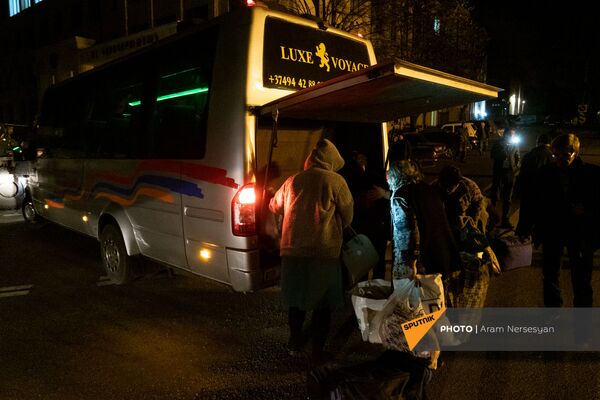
[440,122,479,149]
[418,129,458,159]
[403,132,448,166]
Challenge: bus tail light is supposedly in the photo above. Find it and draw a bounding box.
[232,183,256,236]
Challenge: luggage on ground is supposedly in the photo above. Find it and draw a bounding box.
[489,229,533,271]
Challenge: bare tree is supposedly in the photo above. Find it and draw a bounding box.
[270,0,372,34]
[369,0,487,80]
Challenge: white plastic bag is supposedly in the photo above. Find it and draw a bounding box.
[350,279,392,342]
[382,275,445,368]
[374,278,426,346]
[402,274,445,313]
[351,275,445,345]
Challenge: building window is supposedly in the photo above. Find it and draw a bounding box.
[433,18,441,35]
[9,0,43,17]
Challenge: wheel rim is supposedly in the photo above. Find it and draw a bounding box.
[24,202,36,221]
[103,236,121,274]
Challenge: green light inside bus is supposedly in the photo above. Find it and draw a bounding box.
[128,87,209,107]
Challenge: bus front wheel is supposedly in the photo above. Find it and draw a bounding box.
[22,198,40,224]
[100,224,135,284]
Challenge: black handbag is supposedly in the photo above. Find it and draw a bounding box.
[455,216,489,254]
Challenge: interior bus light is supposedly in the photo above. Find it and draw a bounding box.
[128,87,209,107]
[231,183,256,237]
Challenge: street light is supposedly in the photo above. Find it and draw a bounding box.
[522,100,526,115]
[509,94,516,114]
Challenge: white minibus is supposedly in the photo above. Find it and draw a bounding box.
[22,4,499,291]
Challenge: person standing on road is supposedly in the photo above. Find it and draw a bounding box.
[387,160,461,281]
[517,133,600,307]
[435,165,488,233]
[456,122,469,163]
[515,133,553,237]
[340,150,390,280]
[490,126,520,228]
[476,121,489,154]
[269,138,353,364]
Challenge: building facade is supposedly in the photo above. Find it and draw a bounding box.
[0,0,239,127]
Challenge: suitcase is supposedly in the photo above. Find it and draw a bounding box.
[490,230,533,271]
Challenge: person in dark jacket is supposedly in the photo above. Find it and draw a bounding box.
[269,138,354,363]
[388,127,412,162]
[435,164,488,233]
[455,123,469,163]
[518,133,600,307]
[490,126,521,228]
[476,120,489,154]
[515,133,554,238]
[387,160,461,281]
[340,150,390,280]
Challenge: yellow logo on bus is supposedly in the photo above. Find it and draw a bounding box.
[315,43,330,72]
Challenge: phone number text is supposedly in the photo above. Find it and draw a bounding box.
[267,75,321,89]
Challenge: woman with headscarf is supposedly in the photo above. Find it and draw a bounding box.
[386,160,461,281]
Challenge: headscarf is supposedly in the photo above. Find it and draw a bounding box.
[387,160,423,192]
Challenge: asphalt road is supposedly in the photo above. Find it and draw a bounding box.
[1,126,600,399]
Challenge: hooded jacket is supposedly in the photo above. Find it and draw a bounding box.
[269,139,353,258]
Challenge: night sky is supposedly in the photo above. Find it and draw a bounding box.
[471,1,599,118]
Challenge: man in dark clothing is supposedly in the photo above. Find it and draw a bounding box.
[490,126,520,228]
[515,133,553,237]
[518,133,600,307]
[476,121,489,154]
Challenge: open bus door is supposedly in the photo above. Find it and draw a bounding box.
[255,60,501,260]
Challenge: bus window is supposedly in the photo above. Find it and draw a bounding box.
[150,66,210,159]
[147,28,218,159]
[87,75,144,159]
[38,84,91,158]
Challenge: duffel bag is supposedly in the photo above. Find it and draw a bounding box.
[490,230,533,271]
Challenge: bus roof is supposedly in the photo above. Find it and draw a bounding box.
[259,61,502,123]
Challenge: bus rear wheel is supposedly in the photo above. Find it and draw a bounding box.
[100,224,135,284]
